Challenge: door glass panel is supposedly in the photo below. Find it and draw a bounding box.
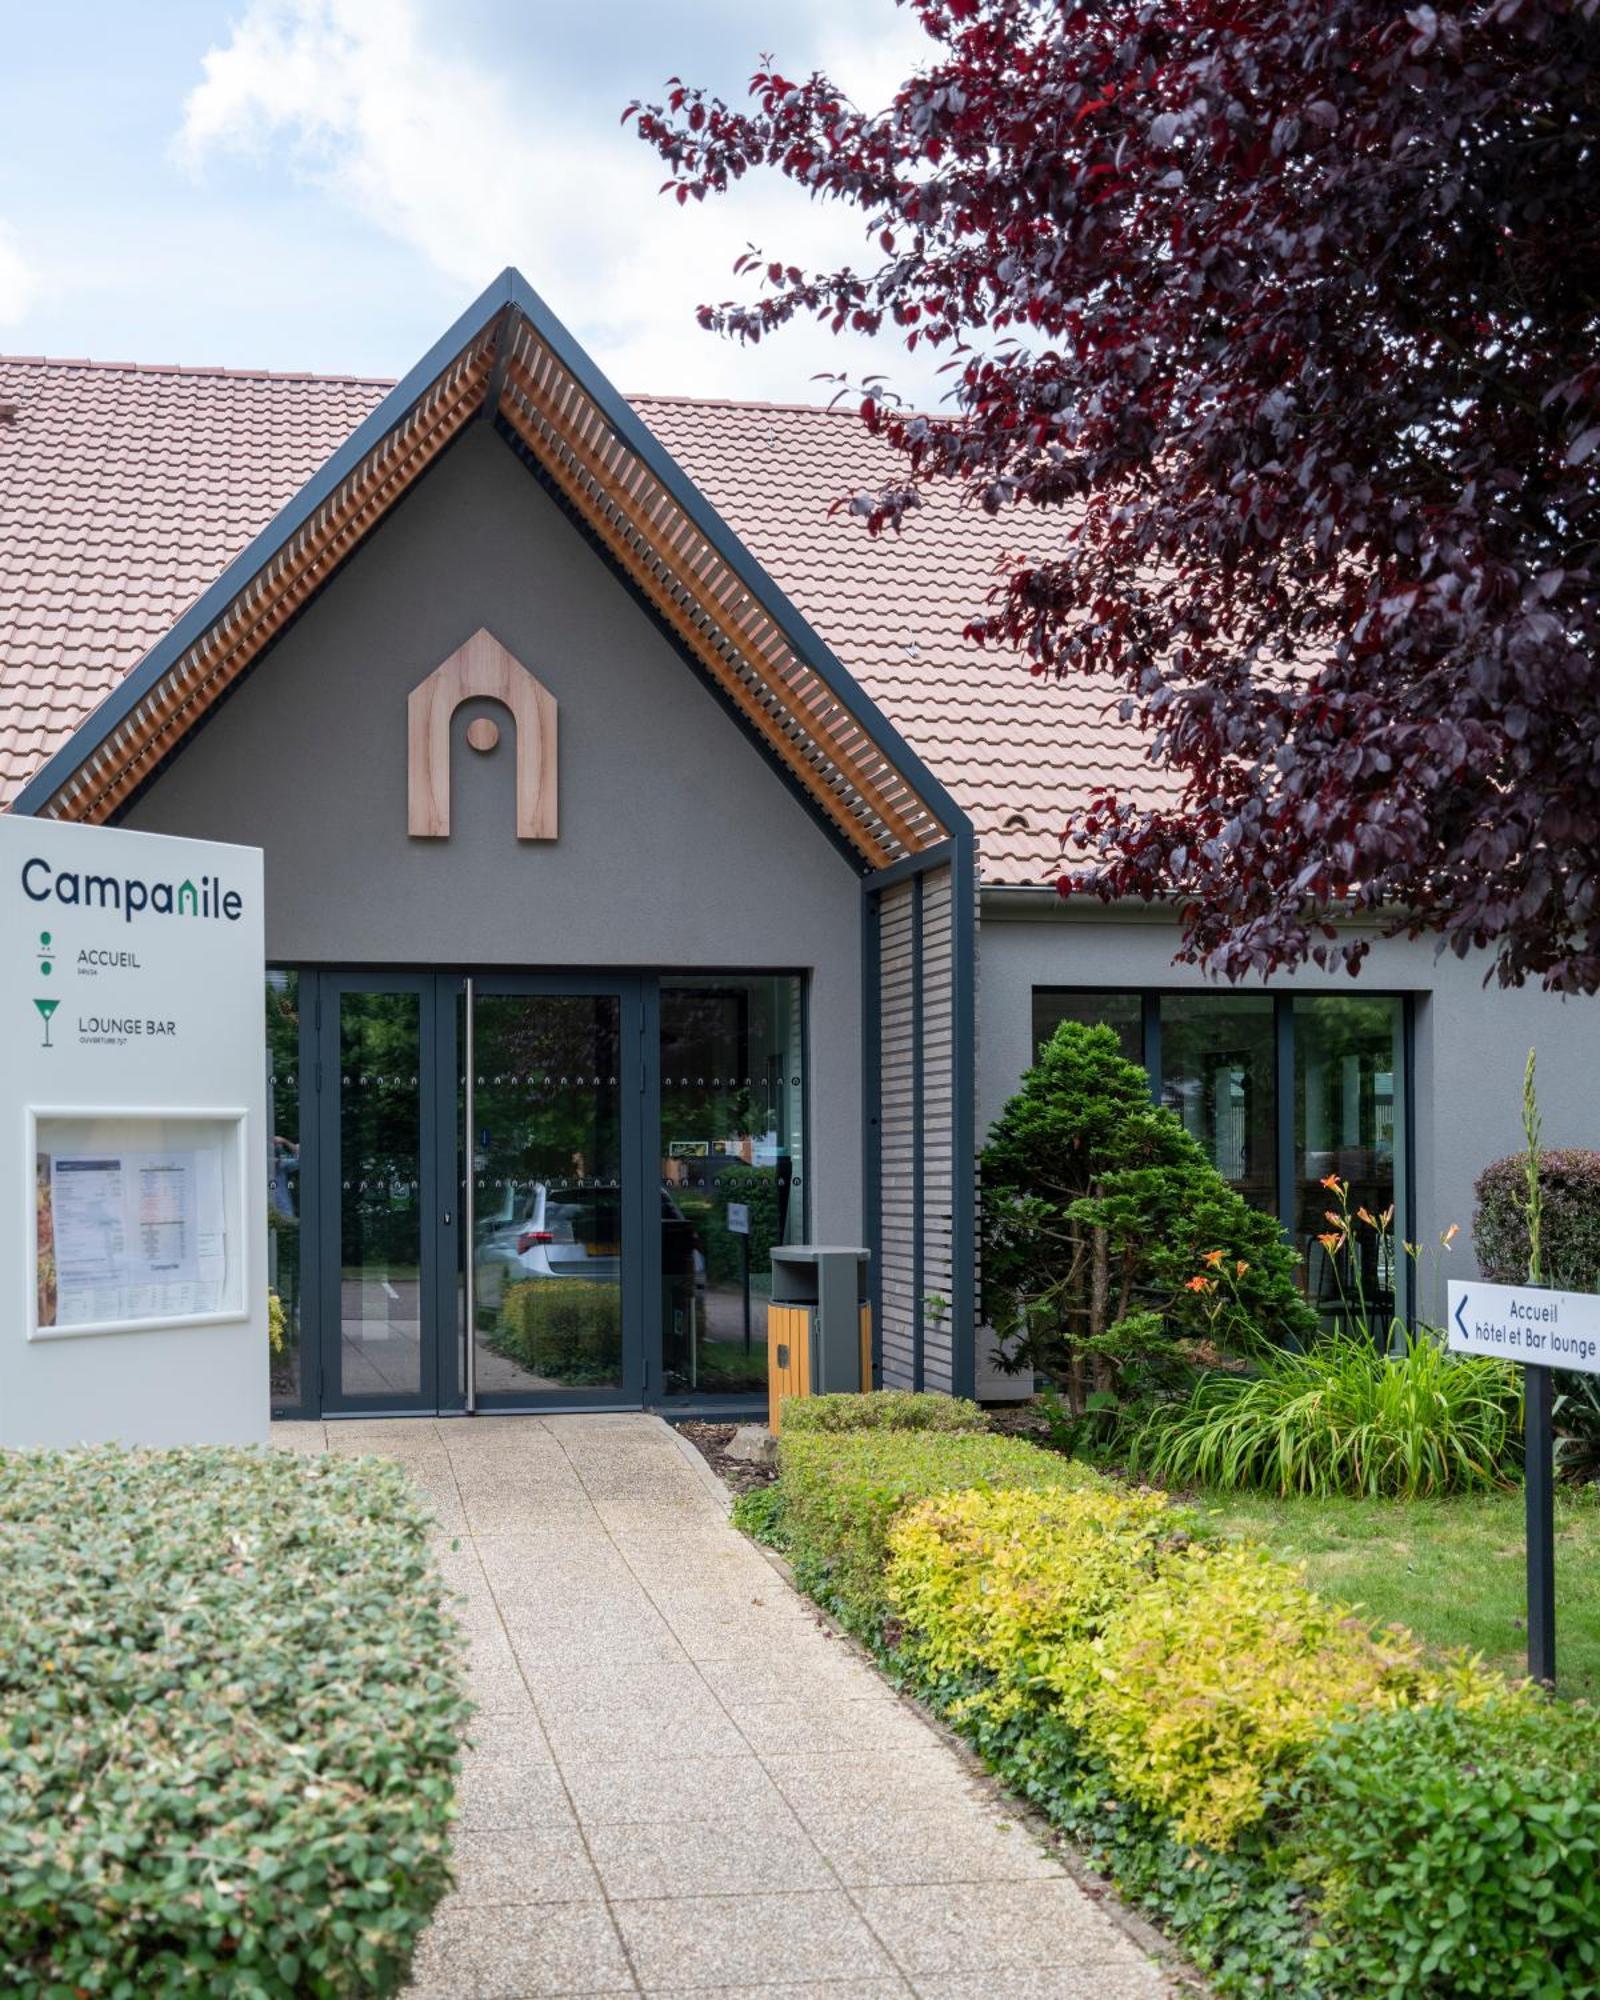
[469,994,625,1394]
[1159,994,1277,1214]
[1295,996,1404,1327]
[659,977,806,1397]
[336,992,424,1400]
[266,971,303,1410]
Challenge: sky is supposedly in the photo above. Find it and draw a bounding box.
[0,0,939,403]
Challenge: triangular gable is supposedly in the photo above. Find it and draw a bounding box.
[13,270,966,872]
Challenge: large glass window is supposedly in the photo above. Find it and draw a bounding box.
[1028,984,1409,1321]
[1160,994,1277,1216]
[658,976,806,1397]
[265,971,304,1411]
[1033,989,1141,1065]
[1295,996,1404,1326]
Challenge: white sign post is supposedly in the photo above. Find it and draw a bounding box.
[1446,1278,1600,1685]
[1,815,267,1447]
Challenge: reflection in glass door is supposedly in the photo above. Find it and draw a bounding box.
[322,978,435,1410]
[462,980,639,1406]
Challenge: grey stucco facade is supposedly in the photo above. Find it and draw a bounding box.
[979,893,1600,1293]
[123,423,865,1248]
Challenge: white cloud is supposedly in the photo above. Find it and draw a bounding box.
[0,222,41,327]
[173,0,945,402]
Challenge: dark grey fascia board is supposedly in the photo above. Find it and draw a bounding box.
[12,271,526,818]
[496,269,974,849]
[16,264,976,860]
[865,839,955,892]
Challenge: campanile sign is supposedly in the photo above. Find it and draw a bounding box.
[0,814,267,1447]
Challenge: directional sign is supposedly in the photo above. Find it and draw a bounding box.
[726,1202,751,1238]
[1446,1279,1600,1375]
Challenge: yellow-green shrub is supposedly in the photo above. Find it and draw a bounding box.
[1079,1541,1505,1848]
[886,1483,1186,1721]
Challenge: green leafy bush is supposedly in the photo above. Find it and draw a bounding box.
[493,1277,620,1385]
[777,1427,1099,1638]
[981,1022,1315,1419]
[1289,1697,1600,1998]
[0,1446,469,1998]
[781,1389,987,1435]
[1133,1329,1523,1498]
[1079,1539,1501,1847]
[886,1482,1189,1721]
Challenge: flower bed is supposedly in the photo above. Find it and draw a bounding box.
[0,1446,470,1999]
[747,1399,1600,1998]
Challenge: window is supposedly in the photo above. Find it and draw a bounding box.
[265,970,304,1410]
[1160,994,1277,1215]
[1033,988,1142,1065]
[657,976,806,1397]
[1028,985,1409,1321]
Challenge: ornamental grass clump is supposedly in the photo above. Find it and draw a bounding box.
[0,1446,470,1999]
[886,1483,1190,1720]
[1133,1329,1523,1499]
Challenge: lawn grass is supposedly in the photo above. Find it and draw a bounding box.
[1196,1483,1600,1700]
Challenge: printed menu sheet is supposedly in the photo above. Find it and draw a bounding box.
[41,1146,227,1328]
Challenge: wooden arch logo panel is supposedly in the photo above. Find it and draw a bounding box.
[407,628,557,841]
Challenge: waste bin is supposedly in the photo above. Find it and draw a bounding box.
[767,1245,871,1434]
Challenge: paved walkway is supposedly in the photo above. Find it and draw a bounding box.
[272,1415,1176,2000]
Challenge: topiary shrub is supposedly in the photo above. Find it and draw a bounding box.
[1474,1146,1600,1290]
[1078,1540,1502,1848]
[0,1446,469,1998]
[982,1022,1316,1419]
[886,1482,1191,1721]
[1475,1147,1600,1482]
[781,1389,987,1435]
[1288,1696,1600,1998]
[493,1278,621,1385]
[776,1428,1100,1639]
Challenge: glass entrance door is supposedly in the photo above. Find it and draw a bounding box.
[460,978,643,1408]
[319,975,441,1412]
[316,973,643,1414]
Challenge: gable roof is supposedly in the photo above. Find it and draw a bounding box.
[0,276,1167,880]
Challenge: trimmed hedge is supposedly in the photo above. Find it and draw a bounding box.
[781,1389,988,1435]
[1474,1146,1600,1291]
[0,1447,470,1998]
[777,1427,1099,1637]
[493,1277,620,1385]
[752,1424,1597,1997]
[1289,1697,1600,1998]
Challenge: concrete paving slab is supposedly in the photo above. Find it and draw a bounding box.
[274,1414,1179,2000]
[611,1891,899,1991]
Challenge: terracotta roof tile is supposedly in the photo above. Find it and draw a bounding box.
[0,356,1164,881]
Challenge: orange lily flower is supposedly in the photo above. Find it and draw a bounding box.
[1185,1274,1212,1293]
[1320,1173,1344,1192]
[1317,1231,1342,1253]
[1235,1260,1250,1278]
[1203,1249,1226,1269]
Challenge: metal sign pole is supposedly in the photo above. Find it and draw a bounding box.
[1526,1361,1555,1685]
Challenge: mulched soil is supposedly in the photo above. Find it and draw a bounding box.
[675,1421,779,1494]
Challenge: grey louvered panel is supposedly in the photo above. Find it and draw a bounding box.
[877,880,918,1389]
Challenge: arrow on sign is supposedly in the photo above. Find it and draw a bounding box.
[1454,1291,1470,1339]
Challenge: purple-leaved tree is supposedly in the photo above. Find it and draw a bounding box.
[629,0,1600,988]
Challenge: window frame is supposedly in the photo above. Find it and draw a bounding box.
[1031,985,1416,1326]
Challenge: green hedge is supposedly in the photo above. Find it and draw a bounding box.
[776,1427,1100,1638]
[0,1447,470,1998]
[753,1424,1600,1997]
[493,1278,620,1386]
[781,1389,988,1435]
